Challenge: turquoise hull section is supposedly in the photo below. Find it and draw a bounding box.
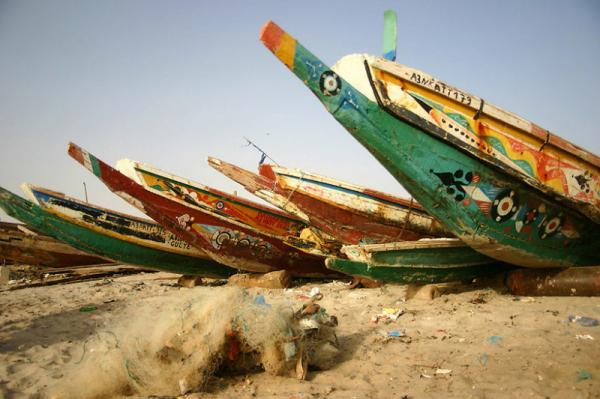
[261,22,600,268]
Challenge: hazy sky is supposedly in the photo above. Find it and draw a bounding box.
[1,0,599,222]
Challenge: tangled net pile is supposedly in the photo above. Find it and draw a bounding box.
[48,287,338,398]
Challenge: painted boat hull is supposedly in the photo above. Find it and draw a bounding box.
[209,157,450,245]
[266,164,452,241]
[0,222,107,267]
[117,159,306,237]
[325,258,504,285]
[328,238,507,284]
[68,143,339,278]
[260,21,600,268]
[0,187,234,277]
[366,58,600,224]
[326,239,510,284]
[341,239,495,265]
[325,258,504,284]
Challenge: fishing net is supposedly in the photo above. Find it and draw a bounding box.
[48,287,338,398]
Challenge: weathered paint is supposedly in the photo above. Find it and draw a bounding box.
[341,238,496,267]
[324,257,507,284]
[335,238,508,285]
[207,157,312,223]
[209,157,451,245]
[0,186,235,277]
[260,21,600,268]
[117,159,306,237]
[367,59,600,224]
[68,143,339,278]
[25,184,206,257]
[270,164,450,235]
[0,221,107,267]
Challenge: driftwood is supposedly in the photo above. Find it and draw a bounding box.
[7,265,153,290]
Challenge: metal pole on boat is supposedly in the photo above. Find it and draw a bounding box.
[83,182,88,203]
[242,137,279,165]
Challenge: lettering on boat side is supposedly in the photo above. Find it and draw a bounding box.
[42,194,167,243]
[409,72,472,106]
[319,71,341,96]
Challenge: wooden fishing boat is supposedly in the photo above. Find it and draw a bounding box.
[260,21,600,268]
[208,157,450,245]
[206,158,342,256]
[68,143,339,278]
[0,221,107,267]
[325,239,507,284]
[267,164,452,239]
[116,159,307,237]
[0,186,234,277]
[207,157,312,223]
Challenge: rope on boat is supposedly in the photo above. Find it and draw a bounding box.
[396,197,415,240]
[473,99,485,120]
[539,130,551,152]
[281,171,304,208]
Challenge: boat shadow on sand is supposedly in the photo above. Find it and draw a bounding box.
[0,299,124,355]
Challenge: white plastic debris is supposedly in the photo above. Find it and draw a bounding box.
[436,368,452,374]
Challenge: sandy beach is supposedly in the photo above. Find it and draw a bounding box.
[1,271,599,398]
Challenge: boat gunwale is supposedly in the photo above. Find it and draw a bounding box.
[270,164,426,211]
[120,158,306,225]
[21,184,210,258]
[370,58,600,168]
[23,184,157,225]
[364,65,600,224]
[341,238,468,254]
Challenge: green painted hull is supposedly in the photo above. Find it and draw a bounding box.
[329,239,508,283]
[325,257,505,284]
[365,245,494,267]
[261,22,600,268]
[0,187,235,277]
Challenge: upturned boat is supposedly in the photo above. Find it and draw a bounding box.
[260,21,600,268]
[208,157,450,245]
[0,221,107,267]
[68,143,339,278]
[325,239,506,284]
[116,159,306,237]
[0,185,234,277]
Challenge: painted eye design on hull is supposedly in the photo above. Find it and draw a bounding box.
[539,214,563,239]
[212,231,232,250]
[319,71,341,96]
[238,238,251,248]
[491,190,519,223]
[215,201,225,211]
